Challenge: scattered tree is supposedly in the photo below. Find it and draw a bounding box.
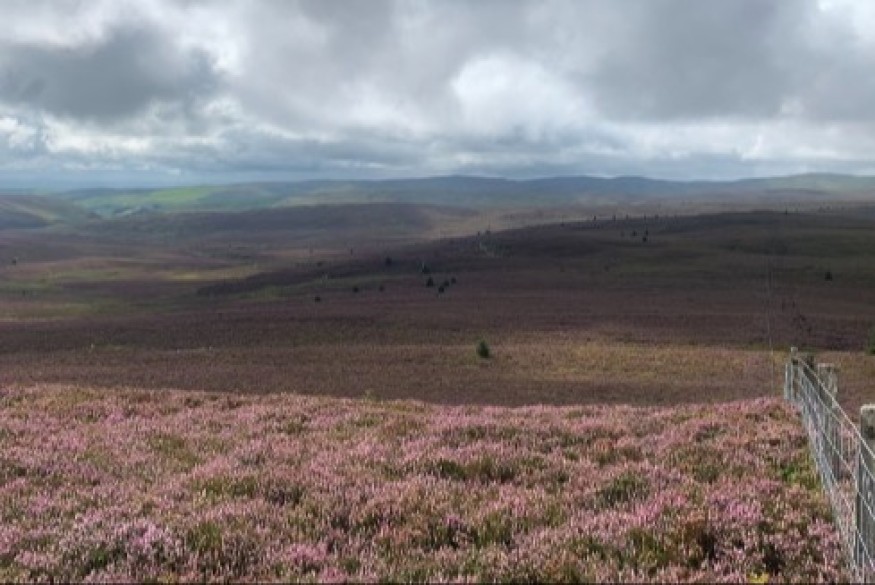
[438,286,445,294]
[867,326,875,355]
[352,286,360,293]
[426,277,435,288]
[476,339,491,359]
[384,256,393,267]
[825,270,833,281]
[378,284,385,292]
[314,295,321,303]
[450,277,457,285]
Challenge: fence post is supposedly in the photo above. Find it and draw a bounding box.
[786,347,798,402]
[856,405,875,578]
[817,363,841,482]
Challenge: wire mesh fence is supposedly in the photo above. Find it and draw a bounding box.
[784,350,875,582]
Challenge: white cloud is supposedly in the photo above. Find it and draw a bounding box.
[2,0,875,185]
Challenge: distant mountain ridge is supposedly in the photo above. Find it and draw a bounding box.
[33,172,875,218]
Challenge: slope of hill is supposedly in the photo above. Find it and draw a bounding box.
[0,385,844,582]
[0,194,94,228]
[79,202,478,246]
[52,173,875,217]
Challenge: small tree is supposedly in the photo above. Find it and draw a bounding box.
[867,326,875,355]
[476,340,490,359]
[314,295,321,303]
[824,270,833,281]
[425,277,435,288]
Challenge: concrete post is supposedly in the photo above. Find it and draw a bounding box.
[855,405,875,577]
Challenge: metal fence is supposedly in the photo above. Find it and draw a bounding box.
[784,349,875,582]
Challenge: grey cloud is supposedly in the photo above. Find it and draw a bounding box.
[3,0,875,186]
[0,25,220,121]
[584,0,809,120]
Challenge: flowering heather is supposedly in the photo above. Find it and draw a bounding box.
[0,385,846,582]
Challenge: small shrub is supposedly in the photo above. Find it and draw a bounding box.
[352,286,360,294]
[438,286,445,294]
[450,276,457,284]
[596,472,649,507]
[314,295,321,303]
[384,256,393,267]
[867,326,875,355]
[824,270,833,281]
[476,340,490,359]
[378,284,385,292]
[426,277,435,288]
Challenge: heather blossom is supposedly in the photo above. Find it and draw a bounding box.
[0,384,847,582]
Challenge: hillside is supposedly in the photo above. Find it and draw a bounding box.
[0,385,845,582]
[0,194,94,228]
[50,173,875,217]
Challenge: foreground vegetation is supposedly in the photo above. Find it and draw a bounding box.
[0,385,844,582]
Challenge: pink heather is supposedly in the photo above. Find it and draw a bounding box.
[0,384,847,582]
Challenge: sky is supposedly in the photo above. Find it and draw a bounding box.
[3,0,875,188]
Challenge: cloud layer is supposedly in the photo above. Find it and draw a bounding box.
[2,0,875,186]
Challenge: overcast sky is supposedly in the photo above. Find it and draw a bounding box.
[3,0,875,188]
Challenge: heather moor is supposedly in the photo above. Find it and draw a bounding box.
[3,1,875,582]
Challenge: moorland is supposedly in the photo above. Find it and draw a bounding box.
[1,175,873,580]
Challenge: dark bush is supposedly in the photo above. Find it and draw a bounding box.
[384,256,393,267]
[825,270,833,281]
[314,295,321,303]
[378,284,385,292]
[450,277,457,285]
[352,286,360,294]
[426,277,435,288]
[438,286,445,294]
[867,327,875,355]
[476,340,490,359]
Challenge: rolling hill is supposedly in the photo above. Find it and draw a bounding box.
[51,173,875,218]
[0,193,95,228]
